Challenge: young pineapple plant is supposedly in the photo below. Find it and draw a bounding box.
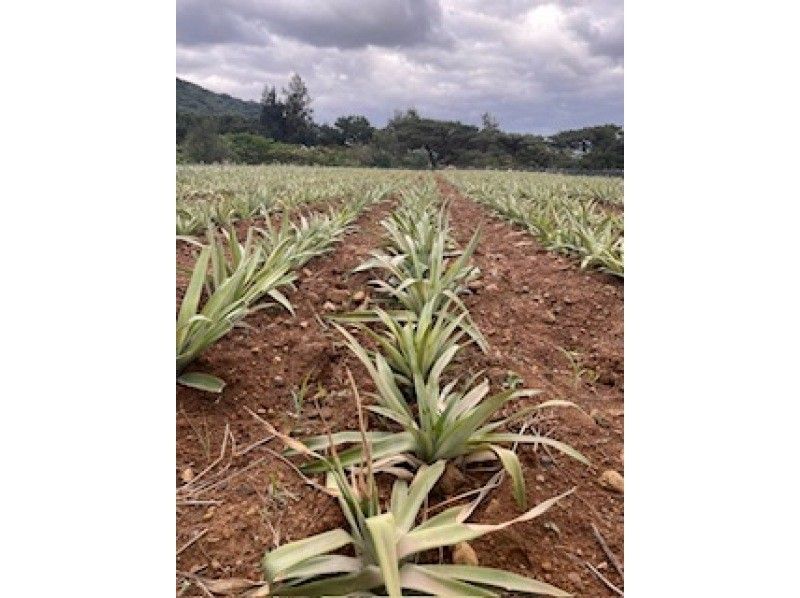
[357,225,482,315]
[176,205,211,235]
[304,187,586,505]
[294,323,588,509]
[176,246,250,392]
[451,171,623,277]
[340,190,485,348]
[561,206,624,276]
[262,422,574,597]
[206,225,297,314]
[357,190,480,302]
[176,187,389,393]
[346,297,485,390]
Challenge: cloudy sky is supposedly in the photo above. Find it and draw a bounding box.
[176,0,622,134]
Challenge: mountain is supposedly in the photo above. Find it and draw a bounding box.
[176,78,261,120]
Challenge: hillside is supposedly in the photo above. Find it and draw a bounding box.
[176,78,260,119]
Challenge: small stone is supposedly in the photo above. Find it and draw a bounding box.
[567,572,583,588]
[438,463,468,495]
[211,559,222,570]
[485,283,499,292]
[597,561,608,570]
[352,290,366,302]
[452,542,479,566]
[323,301,337,311]
[598,470,624,493]
[181,468,194,483]
[484,498,502,517]
[544,310,557,324]
[467,279,483,291]
[203,507,216,520]
[302,268,313,277]
[273,355,282,364]
[274,375,285,386]
[590,408,611,428]
[541,560,553,572]
[564,296,575,305]
[246,505,259,516]
[299,320,309,328]
[597,371,617,386]
[256,407,266,414]
[535,474,545,483]
[251,346,260,353]
[521,285,530,293]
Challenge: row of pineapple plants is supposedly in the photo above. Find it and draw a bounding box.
[445,171,624,277]
[177,165,415,235]
[258,177,588,596]
[176,184,392,392]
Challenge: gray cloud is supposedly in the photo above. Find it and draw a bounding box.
[177,0,266,46]
[176,0,623,134]
[566,6,624,62]
[234,0,449,49]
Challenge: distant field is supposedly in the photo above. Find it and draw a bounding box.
[177,166,623,279]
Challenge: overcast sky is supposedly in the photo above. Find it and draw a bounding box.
[176,0,622,134]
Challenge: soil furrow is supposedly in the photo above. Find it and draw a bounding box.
[437,176,624,596]
[176,198,396,583]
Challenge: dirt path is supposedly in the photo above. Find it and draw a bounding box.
[176,198,396,584]
[437,176,624,596]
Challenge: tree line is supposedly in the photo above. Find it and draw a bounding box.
[177,74,623,171]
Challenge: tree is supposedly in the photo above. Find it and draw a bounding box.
[227,133,277,164]
[315,123,344,146]
[481,112,500,132]
[387,111,479,169]
[181,118,231,163]
[548,124,624,169]
[334,115,374,145]
[282,74,314,144]
[259,85,285,141]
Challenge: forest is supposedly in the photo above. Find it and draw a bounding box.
[177,76,623,171]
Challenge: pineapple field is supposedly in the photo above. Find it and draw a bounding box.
[176,165,624,597]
